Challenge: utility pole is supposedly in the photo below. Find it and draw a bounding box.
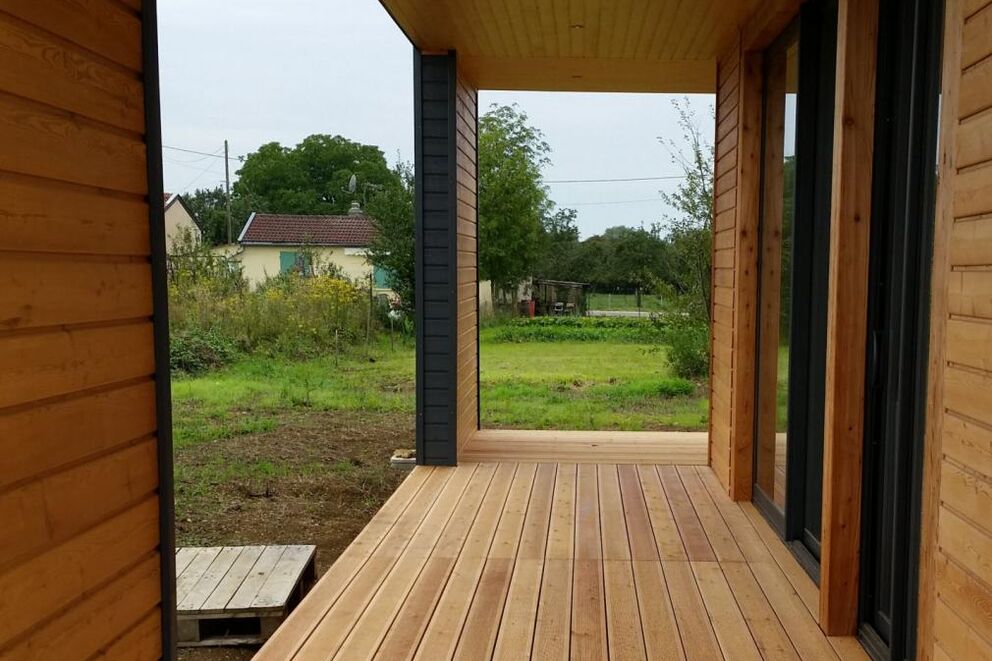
[224,139,232,244]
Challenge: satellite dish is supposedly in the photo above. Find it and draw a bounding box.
[348,174,357,194]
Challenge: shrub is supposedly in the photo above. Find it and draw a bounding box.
[170,327,238,373]
[664,315,710,379]
[485,315,668,343]
[170,265,374,365]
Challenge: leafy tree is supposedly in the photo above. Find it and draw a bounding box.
[233,134,403,216]
[478,104,551,297]
[366,163,416,313]
[659,98,715,322]
[182,186,253,246]
[534,206,580,280]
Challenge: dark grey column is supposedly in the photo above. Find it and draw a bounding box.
[414,50,458,465]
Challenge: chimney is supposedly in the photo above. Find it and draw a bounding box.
[348,200,363,216]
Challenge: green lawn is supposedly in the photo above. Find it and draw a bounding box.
[586,292,665,312]
[171,333,709,448]
[480,339,707,430]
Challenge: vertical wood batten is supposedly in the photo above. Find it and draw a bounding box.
[819,0,879,635]
[729,49,762,501]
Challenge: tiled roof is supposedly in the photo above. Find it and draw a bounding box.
[239,213,376,247]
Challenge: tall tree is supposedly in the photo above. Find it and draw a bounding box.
[365,163,416,312]
[534,206,580,281]
[659,98,714,321]
[233,134,402,215]
[478,104,551,297]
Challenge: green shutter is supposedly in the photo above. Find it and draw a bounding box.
[373,265,391,288]
[279,251,298,274]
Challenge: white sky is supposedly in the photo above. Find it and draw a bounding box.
[159,0,714,238]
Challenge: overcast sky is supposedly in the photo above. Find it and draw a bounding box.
[159,0,714,238]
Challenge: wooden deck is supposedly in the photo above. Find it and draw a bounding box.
[255,457,868,659]
[461,429,709,464]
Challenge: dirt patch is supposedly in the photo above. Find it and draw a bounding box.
[175,410,414,660]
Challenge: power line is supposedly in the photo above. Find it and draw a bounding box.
[560,197,666,207]
[164,144,243,162]
[545,174,685,184]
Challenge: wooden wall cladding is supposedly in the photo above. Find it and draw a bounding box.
[0,1,163,658]
[710,33,761,501]
[919,0,992,657]
[455,74,479,450]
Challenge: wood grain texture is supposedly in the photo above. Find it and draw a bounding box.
[819,0,879,635]
[919,0,992,656]
[454,72,479,450]
[257,463,866,659]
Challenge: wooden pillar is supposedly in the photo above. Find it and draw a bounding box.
[729,49,763,501]
[819,0,879,635]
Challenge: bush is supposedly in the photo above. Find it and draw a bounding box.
[664,315,710,379]
[170,327,238,373]
[485,315,667,343]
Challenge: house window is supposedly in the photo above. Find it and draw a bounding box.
[279,251,312,276]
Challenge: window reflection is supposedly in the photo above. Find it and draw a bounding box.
[756,33,799,512]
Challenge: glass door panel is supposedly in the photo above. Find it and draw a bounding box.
[755,29,799,518]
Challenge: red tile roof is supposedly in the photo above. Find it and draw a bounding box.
[239,213,376,247]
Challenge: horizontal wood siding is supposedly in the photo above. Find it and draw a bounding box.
[455,74,479,450]
[0,1,163,658]
[416,51,458,465]
[710,36,742,496]
[920,0,992,656]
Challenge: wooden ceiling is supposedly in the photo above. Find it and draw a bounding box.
[379,0,762,92]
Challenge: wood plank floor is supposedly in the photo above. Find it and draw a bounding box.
[255,461,868,660]
[460,429,709,464]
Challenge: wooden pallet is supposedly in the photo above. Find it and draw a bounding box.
[175,544,316,647]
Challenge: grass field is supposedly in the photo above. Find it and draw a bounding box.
[586,291,665,311]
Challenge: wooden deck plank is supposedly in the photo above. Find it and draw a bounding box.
[721,562,800,660]
[226,546,285,612]
[679,466,744,561]
[254,545,315,609]
[741,502,820,614]
[631,560,686,660]
[664,561,724,660]
[199,546,265,613]
[460,429,708,464]
[618,464,660,561]
[604,560,647,660]
[174,547,198,579]
[178,546,243,612]
[257,463,867,661]
[749,561,839,661]
[571,464,607,660]
[698,467,768,562]
[371,464,498,661]
[413,464,517,660]
[453,464,536,659]
[659,466,716,561]
[295,466,468,659]
[692,562,762,660]
[175,547,222,606]
[256,465,436,660]
[532,464,577,661]
[638,464,687,561]
[492,464,555,659]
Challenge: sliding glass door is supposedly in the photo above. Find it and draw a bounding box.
[753,0,836,578]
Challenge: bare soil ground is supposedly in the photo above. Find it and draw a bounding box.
[175,410,413,660]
